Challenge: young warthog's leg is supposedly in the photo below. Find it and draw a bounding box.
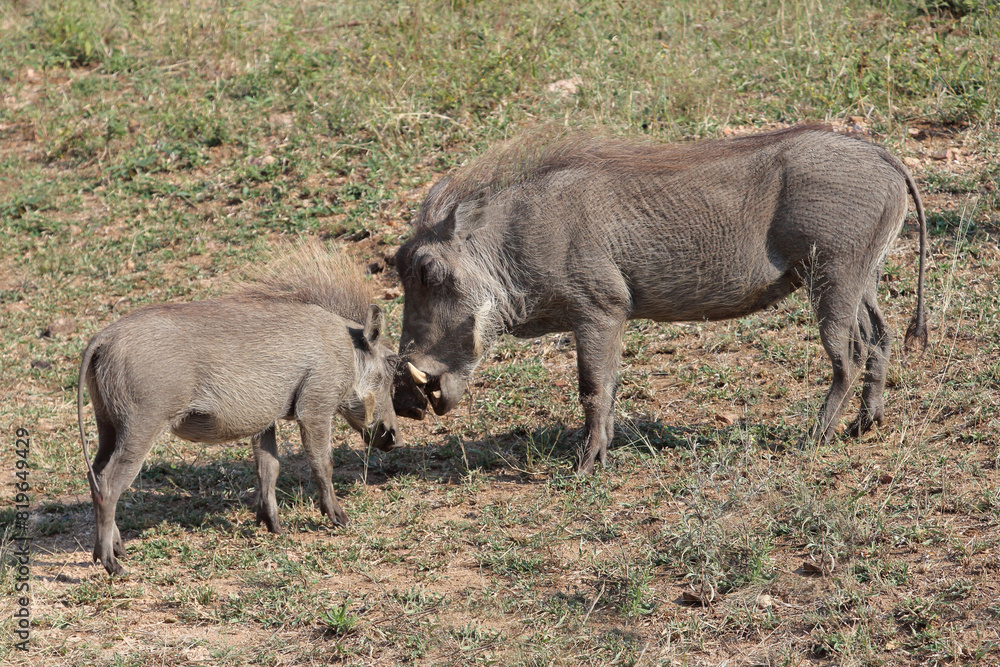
[92,414,126,559]
[573,319,626,475]
[848,287,891,437]
[91,419,163,575]
[252,424,283,534]
[298,417,349,527]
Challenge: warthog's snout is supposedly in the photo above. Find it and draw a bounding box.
[393,364,429,421]
[365,422,400,451]
[397,357,468,417]
[419,371,467,416]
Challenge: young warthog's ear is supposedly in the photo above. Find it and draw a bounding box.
[426,176,451,203]
[363,304,383,347]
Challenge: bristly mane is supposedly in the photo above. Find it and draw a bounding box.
[236,242,373,324]
[416,123,832,228]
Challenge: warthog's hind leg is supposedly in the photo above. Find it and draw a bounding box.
[93,415,126,559]
[92,418,162,575]
[252,424,283,534]
[848,287,891,437]
[806,280,865,447]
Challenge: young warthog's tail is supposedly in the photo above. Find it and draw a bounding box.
[78,338,105,506]
[883,150,929,351]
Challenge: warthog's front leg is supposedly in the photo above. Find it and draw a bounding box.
[573,319,626,475]
[298,417,349,527]
[252,424,283,534]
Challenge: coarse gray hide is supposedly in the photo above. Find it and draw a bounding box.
[79,298,398,575]
[394,126,928,473]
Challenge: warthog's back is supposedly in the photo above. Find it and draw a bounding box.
[477,128,910,325]
[87,298,356,441]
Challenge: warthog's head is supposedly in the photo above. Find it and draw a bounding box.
[393,185,505,419]
[343,305,401,451]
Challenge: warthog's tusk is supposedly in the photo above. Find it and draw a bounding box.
[430,390,442,399]
[407,362,428,385]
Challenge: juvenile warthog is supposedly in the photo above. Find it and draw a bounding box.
[79,249,399,574]
[394,125,928,473]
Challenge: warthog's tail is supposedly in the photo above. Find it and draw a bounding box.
[900,162,929,352]
[882,150,929,352]
[78,338,105,506]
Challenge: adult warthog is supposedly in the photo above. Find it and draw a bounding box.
[79,248,399,574]
[393,125,928,473]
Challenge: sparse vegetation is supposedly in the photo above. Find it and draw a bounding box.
[1,0,999,664]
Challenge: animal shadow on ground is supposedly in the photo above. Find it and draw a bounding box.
[421,414,798,477]
[33,443,409,562]
[612,413,799,456]
[34,417,797,575]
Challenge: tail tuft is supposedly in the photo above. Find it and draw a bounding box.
[904,309,929,353]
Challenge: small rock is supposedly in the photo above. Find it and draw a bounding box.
[269,112,295,128]
[902,157,921,169]
[41,317,76,337]
[715,412,737,425]
[68,224,82,236]
[757,593,775,608]
[879,473,893,484]
[547,76,583,97]
[680,590,707,606]
[261,155,277,166]
[801,561,825,576]
[381,286,403,300]
[907,127,928,140]
[30,359,52,370]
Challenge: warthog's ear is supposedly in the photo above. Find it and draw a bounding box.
[363,304,384,348]
[437,191,488,242]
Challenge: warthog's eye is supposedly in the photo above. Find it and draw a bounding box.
[417,254,451,288]
[386,353,401,374]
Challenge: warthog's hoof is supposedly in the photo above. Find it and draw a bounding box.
[255,511,284,535]
[95,552,124,576]
[574,456,598,476]
[326,506,349,528]
[847,410,884,438]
